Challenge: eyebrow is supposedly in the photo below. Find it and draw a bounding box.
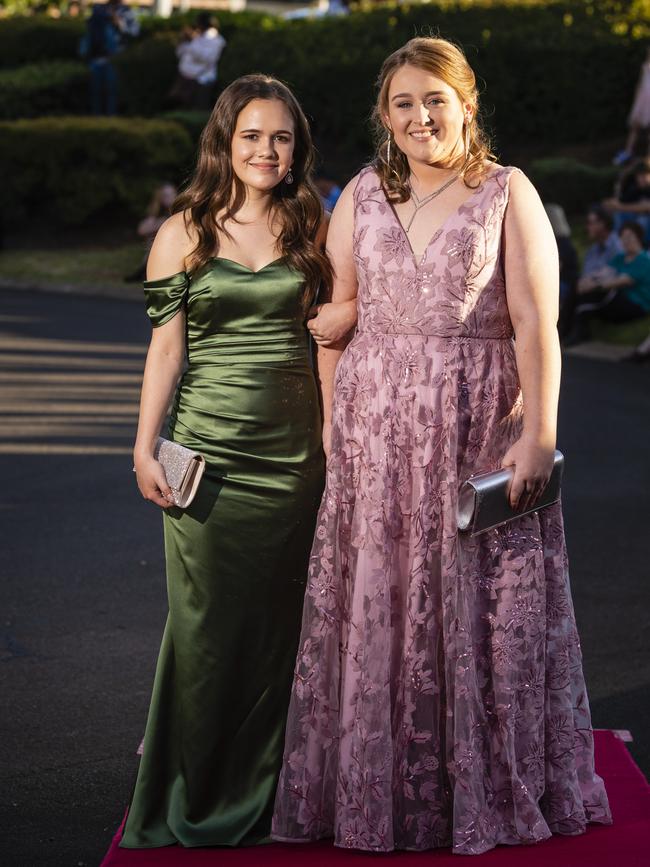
[240,128,294,135]
[391,91,446,100]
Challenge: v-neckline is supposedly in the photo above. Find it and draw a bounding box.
[383,170,495,268]
[209,256,285,275]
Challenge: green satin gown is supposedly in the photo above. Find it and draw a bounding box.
[120,257,324,848]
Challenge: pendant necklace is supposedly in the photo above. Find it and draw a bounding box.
[405,174,459,232]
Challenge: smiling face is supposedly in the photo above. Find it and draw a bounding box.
[231,98,295,194]
[384,64,471,171]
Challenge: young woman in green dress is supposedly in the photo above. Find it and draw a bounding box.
[123,74,357,849]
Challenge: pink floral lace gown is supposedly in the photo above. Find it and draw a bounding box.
[271,165,612,854]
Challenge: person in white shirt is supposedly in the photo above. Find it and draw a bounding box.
[174,13,226,109]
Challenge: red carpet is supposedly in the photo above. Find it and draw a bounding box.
[101,730,649,866]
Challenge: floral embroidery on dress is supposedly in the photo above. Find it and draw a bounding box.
[272,165,612,854]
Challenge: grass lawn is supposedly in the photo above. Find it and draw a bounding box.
[0,243,145,289]
[591,317,650,346]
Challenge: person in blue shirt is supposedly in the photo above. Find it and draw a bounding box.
[579,206,623,282]
[564,221,650,345]
[314,167,342,213]
[80,0,139,115]
[561,206,622,337]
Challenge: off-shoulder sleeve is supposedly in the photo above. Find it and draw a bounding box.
[143,271,189,327]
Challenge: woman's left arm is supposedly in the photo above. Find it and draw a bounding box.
[502,170,561,513]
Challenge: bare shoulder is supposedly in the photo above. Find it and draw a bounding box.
[328,175,359,227]
[501,165,553,241]
[336,173,362,205]
[147,211,196,280]
[504,166,543,208]
[154,210,197,249]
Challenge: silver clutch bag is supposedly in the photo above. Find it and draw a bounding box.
[457,449,564,536]
[153,437,206,508]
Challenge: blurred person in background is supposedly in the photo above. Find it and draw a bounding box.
[544,203,579,336]
[613,47,650,166]
[565,221,650,345]
[107,0,140,42]
[66,0,83,17]
[124,183,178,283]
[561,206,623,336]
[580,206,623,282]
[604,157,650,243]
[314,167,342,213]
[80,2,119,115]
[80,0,139,115]
[173,13,226,110]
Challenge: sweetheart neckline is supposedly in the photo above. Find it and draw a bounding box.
[208,256,285,275]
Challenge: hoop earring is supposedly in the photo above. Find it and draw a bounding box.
[285,169,294,185]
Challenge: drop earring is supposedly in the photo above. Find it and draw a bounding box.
[386,132,392,166]
[285,169,294,185]
[464,116,471,157]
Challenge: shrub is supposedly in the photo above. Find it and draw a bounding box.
[112,33,179,116]
[138,9,273,39]
[0,116,194,225]
[159,109,210,144]
[0,9,273,69]
[215,6,645,154]
[0,15,84,69]
[528,158,619,214]
[0,60,88,119]
[0,2,647,161]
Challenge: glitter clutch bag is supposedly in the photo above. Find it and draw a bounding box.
[153,437,205,508]
[457,450,564,536]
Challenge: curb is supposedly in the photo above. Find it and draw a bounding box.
[562,341,633,362]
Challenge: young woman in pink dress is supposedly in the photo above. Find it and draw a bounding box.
[272,37,612,855]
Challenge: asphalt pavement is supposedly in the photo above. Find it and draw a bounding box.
[1,288,648,867]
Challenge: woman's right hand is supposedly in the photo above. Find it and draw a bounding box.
[307,299,357,346]
[134,454,175,509]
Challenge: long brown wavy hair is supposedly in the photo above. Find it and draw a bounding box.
[371,37,496,203]
[174,74,332,302]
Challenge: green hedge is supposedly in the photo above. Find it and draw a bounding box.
[137,9,273,39]
[214,4,646,153]
[0,16,84,69]
[0,116,194,224]
[0,60,87,119]
[0,10,271,69]
[0,3,645,151]
[159,109,211,144]
[112,33,179,116]
[528,158,619,214]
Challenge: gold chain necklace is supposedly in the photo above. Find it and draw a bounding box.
[405,174,459,232]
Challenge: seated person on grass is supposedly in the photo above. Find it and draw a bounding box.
[603,158,650,243]
[579,206,623,286]
[565,221,650,345]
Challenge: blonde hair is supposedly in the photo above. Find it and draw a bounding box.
[372,37,496,202]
